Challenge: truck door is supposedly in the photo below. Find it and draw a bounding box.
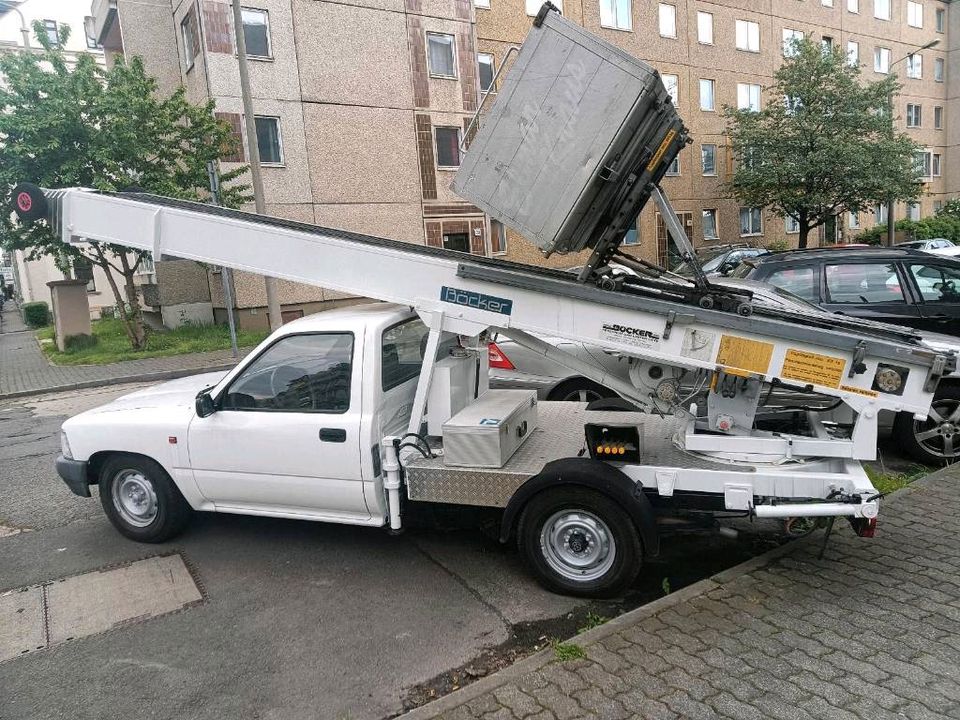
[187,331,369,519]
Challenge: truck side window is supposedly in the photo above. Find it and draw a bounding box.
[382,319,429,391]
[221,333,354,413]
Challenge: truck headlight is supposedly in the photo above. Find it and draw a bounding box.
[60,431,73,459]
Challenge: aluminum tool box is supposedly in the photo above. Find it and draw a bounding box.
[453,5,688,257]
[441,390,539,468]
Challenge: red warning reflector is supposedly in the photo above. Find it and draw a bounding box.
[168,436,178,444]
[856,517,877,538]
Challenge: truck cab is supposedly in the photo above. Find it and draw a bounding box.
[60,303,423,528]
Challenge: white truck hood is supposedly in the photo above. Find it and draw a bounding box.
[84,371,228,414]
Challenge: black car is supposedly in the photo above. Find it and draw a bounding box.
[733,247,960,337]
[675,244,769,277]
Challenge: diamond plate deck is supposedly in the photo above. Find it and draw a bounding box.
[405,402,746,507]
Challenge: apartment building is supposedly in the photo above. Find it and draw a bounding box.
[477,0,955,266]
[90,0,487,329]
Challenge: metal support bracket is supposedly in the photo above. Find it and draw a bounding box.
[848,340,868,378]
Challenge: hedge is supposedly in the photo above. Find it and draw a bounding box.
[22,301,50,328]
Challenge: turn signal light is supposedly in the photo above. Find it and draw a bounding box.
[488,341,515,370]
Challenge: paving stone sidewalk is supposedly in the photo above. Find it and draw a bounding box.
[403,465,960,720]
[0,305,244,399]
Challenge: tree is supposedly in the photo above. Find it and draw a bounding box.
[0,22,246,349]
[724,37,921,249]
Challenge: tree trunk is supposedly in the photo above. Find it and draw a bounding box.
[797,224,810,249]
[92,245,147,350]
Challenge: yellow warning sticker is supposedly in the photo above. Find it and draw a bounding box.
[646,129,678,172]
[715,335,774,376]
[840,384,879,398]
[781,349,846,388]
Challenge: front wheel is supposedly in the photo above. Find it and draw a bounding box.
[99,454,193,543]
[894,384,960,466]
[517,487,642,597]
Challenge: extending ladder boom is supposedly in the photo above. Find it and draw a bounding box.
[13,185,951,433]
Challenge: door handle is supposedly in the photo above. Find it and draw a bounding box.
[319,428,347,443]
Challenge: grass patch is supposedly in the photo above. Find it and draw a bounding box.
[864,465,928,495]
[39,318,268,365]
[577,612,609,634]
[551,640,587,662]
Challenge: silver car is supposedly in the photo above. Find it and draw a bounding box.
[489,276,960,464]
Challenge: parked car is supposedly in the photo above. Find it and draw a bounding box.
[674,244,769,277]
[490,271,960,465]
[897,237,955,253]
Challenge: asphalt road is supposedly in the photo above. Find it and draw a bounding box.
[0,383,918,719]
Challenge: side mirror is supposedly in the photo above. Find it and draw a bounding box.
[195,391,216,418]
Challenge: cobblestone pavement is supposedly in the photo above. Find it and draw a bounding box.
[0,304,244,399]
[404,466,960,720]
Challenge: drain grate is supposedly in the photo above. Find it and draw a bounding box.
[0,553,203,663]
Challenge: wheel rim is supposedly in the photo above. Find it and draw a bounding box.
[539,509,616,582]
[111,469,159,528]
[913,398,960,460]
[561,387,604,402]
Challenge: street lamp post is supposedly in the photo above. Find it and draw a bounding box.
[885,39,940,247]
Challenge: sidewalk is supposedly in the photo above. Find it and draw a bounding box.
[403,465,960,720]
[0,304,244,400]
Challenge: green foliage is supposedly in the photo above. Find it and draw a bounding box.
[63,333,98,352]
[724,37,921,248]
[863,465,927,494]
[765,239,790,252]
[40,317,268,365]
[551,640,587,662]
[21,301,50,328]
[895,216,960,243]
[0,21,248,349]
[577,613,609,634]
[856,225,888,245]
[661,577,672,596]
[938,199,960,219]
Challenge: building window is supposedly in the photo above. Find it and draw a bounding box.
[475,0,490,8]
[933,153,942,177]
[907,104,922,128]
[907,1,923,27]
[876,203,888,224]
[935,106,943,129]
[73,258,95,292]
[848,0,859,12]
[699,79,715,111]
[658,4,677,38]
[478,53,496,93]
[490,219,507,253]
[849,212,860,228]
[526,0,562,13]
[181,10,199,71]
[907,202,921,221]
[736,20,760,52]
[254,116,283,165]
[43,19,59,47]
[427,33,457,78]
[701,144,717,175]
[600,0,632,30]
[737,83,761,112]
[435,127,461,168]
[697,11,713,44]
[241,8,271,58]
[822,0,833,6]
[702,209,719,239]
[783,29,803,57]
[785,216,800,234]
[906,53,922,79]
[821,36,834,52]
[874,47,890,73]
[443,232,470,252]
[874,0,890,20]
[936,7,945,31]
[847,41,859,66]
[915,150,936,178]
[935,200,944,214]
[666,155,680,176]
[740,207,762,236]
[86,33,100,49]
[935,58,944,82]
[662,74,678,104]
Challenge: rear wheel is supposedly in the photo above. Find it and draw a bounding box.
[548,378,614,403]
[99,454,192,543]
[517,487,642,597]
[894,384,960,466]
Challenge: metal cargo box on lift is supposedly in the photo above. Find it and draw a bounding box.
[453,3,689,261]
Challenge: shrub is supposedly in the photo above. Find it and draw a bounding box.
[63,333,98,352]
[22,301,50,328]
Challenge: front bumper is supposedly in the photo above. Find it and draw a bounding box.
[56,455,91,497]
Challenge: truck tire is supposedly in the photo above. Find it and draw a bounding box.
[517,487,642,597]
[893,383,960,466]
[98,454,192,543]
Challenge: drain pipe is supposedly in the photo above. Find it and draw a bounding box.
[382,438,403,534]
